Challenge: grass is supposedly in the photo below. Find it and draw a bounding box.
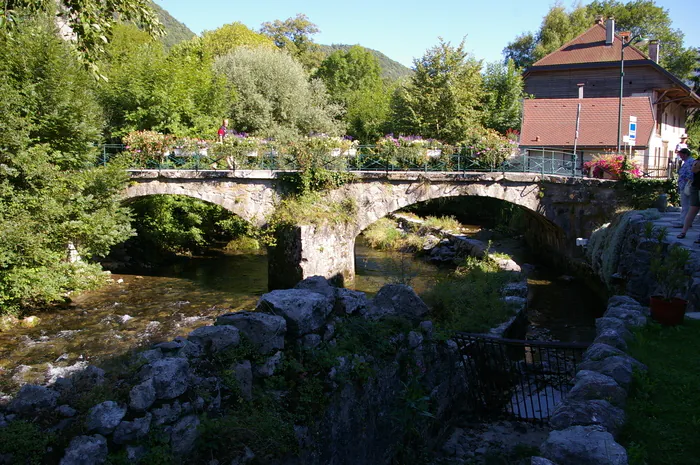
[422,215,462,233]
[423,256,521,333]
[269,192,357,228]
[620,320,700,465]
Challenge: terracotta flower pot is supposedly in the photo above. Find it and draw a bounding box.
[649,296,687,326]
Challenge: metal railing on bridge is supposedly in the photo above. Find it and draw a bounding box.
[98,144,584,177]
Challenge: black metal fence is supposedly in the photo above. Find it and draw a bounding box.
[452,333,590,424]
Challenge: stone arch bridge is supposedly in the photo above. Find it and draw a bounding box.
[124,170,623,288]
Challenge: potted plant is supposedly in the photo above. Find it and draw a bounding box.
[646,223,693,325]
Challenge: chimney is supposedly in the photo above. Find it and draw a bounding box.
[605,17,615,45]
[648,40,660,63]
[577,83,585,99]
[595,15,604,25]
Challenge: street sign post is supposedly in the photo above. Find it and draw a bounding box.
[628,116,637,143]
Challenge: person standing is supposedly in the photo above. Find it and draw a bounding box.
[676,134,689,154]
[217,118,229,143]
[676,149,700,241]
[674,148,695,227]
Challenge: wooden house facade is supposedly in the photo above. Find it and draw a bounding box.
[519,18,700,177]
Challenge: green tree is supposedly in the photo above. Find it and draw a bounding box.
[97,24,230,139]
[0,17,133,314]
[214,47,344,139]
[481,59,526,133]
[201,22,275,58]
[390,38,483,143]
[260,14,324,71]
[503,33,537,70]
[1,0,162,72]
[315,46,382,99]
[315,45,390,143]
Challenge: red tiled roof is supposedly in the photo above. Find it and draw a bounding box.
[519,97,654,148]
[531,24,647,67]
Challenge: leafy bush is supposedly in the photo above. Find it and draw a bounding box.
[0,421,54,464]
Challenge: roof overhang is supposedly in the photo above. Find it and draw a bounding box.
[524,60,700,108]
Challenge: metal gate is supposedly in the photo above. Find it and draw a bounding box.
[453,333,590,424]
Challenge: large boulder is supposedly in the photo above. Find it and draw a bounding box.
[139,358,190,400]
[577,356,644,390]
[549,399,625,436]
[216,311,286,354]
[607,295,641,308]
[335,288,369,316]
[187,325,240,354]
[583,343,625,362]
[129,379,156,412]
[113,413,152,444]
[540,425,627,465]
[256,289,333,338]
[60,435,108,465]
[593,329,628,352]
[603,306,647,328]
[85,401,126,435]
[595,318,633,342]
[365,284,429,321]
[171,414,200,456]
[152,401,182,426]
[294,276,337,302]
[566,370,627,408]
[7,384,59,415]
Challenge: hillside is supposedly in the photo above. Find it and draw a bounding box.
[319,44,412,81]
[150,2,195,49]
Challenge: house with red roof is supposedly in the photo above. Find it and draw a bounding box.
[519,17,700,177]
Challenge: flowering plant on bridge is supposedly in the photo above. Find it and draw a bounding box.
[123,130,174,165]
[458,128,516,169]
[374,135,446,167]
[584,153,642,179]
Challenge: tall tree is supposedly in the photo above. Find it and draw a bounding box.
[0,17,133,313]
[315,46,390,142]
[214,47,344,140]
[260,14,324,71]
[481,59,526,133]
[97,24,230,139]
[390,38,483,143]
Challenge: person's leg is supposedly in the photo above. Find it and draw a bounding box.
[678,188,690,226]
[680,188,700,237]
[681,206,700,235]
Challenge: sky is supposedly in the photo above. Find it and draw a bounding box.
[156,0,698,67]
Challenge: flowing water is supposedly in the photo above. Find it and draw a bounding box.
[0,234,602,393]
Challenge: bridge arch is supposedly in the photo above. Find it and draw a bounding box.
[122,171,279,227]
[335,176,544,235]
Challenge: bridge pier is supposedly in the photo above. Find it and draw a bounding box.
[268,223,356,290]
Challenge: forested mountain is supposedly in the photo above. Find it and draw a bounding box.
[319,44,412,80]
[150,2,195,49]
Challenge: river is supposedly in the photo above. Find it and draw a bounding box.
[0,235,602,393]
